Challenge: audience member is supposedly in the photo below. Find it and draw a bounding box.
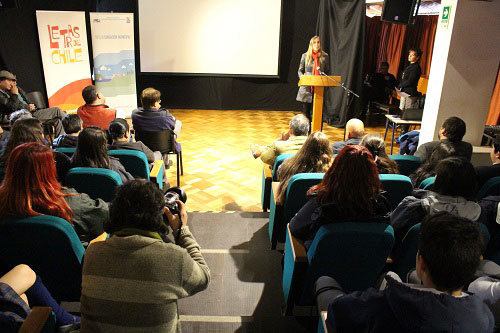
[414,116,473,163]
[80,180,210,332]
[468,260,500,327]
[316,212,494,332]
[0,70,66,137]
[131,87,182,153]
[0,264,79,331]
[391,157,481,244]
[275,131,332,205]
[397,48,422,111]
[360,133,399,174]
[0,109,32,147]
[0,118,70,181]
[410,140,456,187]
[0,142,108,242]
[250,114,310,166]
[476,136,500,189]
[77,85,116,130]
[289,145,390,250]
[331,118,364,154]
[52,114,83,148]
[71,126,134,184]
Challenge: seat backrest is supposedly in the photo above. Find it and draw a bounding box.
[477,176,500,200]
[135,129,176,155]
[283,173,324,223]
[419,176,435,190]
[304,222,394,301]
[53,147,76,157]
[389,155,421,176]
[65,167,122,202]
[25,91,48,109]
[272,153,293,181]
[379,174,413,209]
[0,215,84,302]
[108,150,149,180]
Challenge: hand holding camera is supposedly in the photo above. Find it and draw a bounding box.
[163,187,188,231]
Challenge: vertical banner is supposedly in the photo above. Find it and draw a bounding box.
[90,12,137,118]
[36,11,92,110]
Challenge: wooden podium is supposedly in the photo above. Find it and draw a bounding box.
[298,75,341,132]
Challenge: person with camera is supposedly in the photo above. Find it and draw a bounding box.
[80,180,210,332]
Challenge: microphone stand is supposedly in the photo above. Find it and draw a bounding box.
[318,70,360,139]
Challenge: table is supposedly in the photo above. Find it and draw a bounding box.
[384,114,422,154]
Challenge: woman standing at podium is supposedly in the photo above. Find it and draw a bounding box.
[296,36,330,123]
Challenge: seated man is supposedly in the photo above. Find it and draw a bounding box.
[331,118,364,154]
[476,136,500,189]
[415,116,473,163]
[0,70,66,137]
[316,211,494,332]
[80,180,210,332]
[131,87,182,152]
[366,61,397,104]
[250,114,309,166]
[77,85,116,130]
[52,114,82,148]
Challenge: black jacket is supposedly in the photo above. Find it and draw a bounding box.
[414,139,473,164]
[0,87,29,116]
[398,62,422,96]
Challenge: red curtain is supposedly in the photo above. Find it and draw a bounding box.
[486,67,500,125]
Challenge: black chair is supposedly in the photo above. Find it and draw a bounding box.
[25,91,48,109]
[135,129,183,186]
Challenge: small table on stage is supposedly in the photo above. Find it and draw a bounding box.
[384,114,422,154]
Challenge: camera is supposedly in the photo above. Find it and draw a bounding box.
[164,187,187,216]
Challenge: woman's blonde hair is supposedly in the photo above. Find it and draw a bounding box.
[305,36,327,67]
[276,131,333,205]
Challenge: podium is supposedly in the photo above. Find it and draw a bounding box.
[298,75,341,132]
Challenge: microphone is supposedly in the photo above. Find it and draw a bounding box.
[317,66,326,76]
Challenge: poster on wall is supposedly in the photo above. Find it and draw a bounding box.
[90,12,137,118]
[36,10,91,110]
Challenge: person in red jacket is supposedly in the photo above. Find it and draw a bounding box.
[77,85,116,130]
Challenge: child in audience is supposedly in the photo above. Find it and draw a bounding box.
[289,145,390,251]
[391,157,481,244]
[276,131,332,205]
[52,114,83,148]
[360,133,398,174]
[316,212,494,332]
[0,264,79,331]
[0,142,108,242]
[410,140,456,187]
[71,126,134,184]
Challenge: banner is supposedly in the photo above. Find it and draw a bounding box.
[90,12,137,118]
[36,11,92,110]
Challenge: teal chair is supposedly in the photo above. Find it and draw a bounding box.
[379,174,413,209]
[268,173,324,249]
[393,222,490,281]
[419,176,435,190]
[261,154,293,212]
[53,147,76,157]
[389,155,421,176]
[65,167,122,202]
[108,150,164,190]
[477,176,500,200]
[0,215,85,302]
[283,222,394,315]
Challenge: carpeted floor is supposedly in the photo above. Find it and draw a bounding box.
[178,212,317,332]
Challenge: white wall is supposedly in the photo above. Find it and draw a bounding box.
[420,0,500,146]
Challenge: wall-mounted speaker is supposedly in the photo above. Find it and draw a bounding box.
[381,0,418,25]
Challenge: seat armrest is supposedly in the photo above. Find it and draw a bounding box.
[264,164,272,179]
[19,306,52,333]
[89,232,108,246]
[150,159,164,189]
[288,224,307,263]
[271,182,280,205]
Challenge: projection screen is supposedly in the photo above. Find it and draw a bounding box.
[138,0,282,76]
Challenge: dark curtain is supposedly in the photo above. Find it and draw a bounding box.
[317,0,366,127]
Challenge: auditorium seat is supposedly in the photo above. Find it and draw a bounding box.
[418,176,435,190]
[379,174,413,209]
[389,154,421,176]
[108,150,164,190]
[477,176,500,200]
[261,153,293,212]
[65,167,122,202]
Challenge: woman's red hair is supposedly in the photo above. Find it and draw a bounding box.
[0,142,73,223]
[309,145,381,217]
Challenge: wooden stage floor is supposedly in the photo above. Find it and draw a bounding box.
[163,109,396,212]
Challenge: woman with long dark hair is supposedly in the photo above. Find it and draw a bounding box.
[276,131,333,205]
[361,134,399,174]
[0,142,108,242]
[71,126,133,183]
[289,145,391,250]
[410,141,456,187]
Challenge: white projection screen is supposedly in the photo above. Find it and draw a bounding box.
[138,0,282,76]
